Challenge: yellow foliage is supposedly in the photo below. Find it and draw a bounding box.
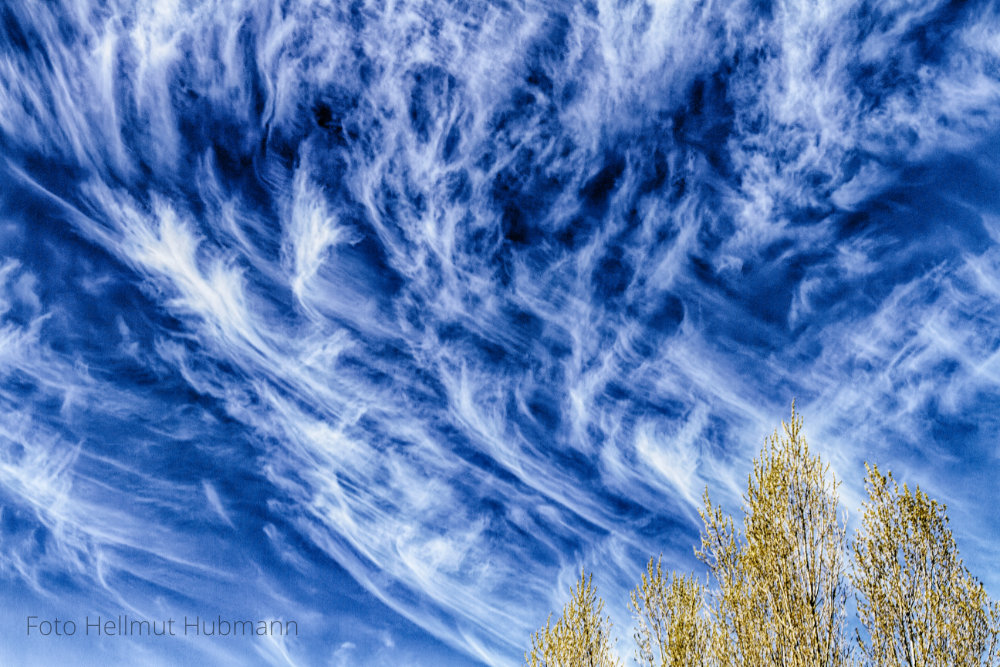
[526,405,1000,667]
[852,464,1000,667]
[629,556,711,667]
[525,569,622,667]
[696,403,851,667]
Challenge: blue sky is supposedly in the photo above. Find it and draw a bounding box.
[2,0,1000,665]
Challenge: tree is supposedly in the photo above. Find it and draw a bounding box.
[696,403,851,667]
[629,556,712,666]
[525,569,622,667]
[851,464,1000,667]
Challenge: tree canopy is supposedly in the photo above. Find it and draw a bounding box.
[526,405,999,667]
[526,569,622,667]
[852,464,999,667]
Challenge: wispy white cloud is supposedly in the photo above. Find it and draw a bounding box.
[2,0,1000,665]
